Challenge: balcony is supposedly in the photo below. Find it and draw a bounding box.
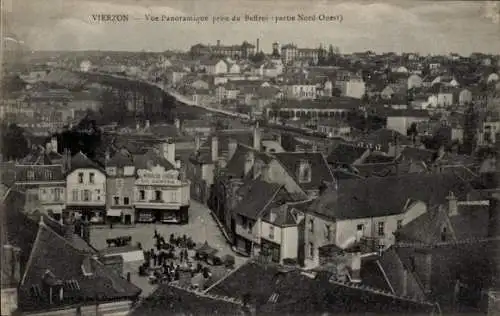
[134,199,187,210]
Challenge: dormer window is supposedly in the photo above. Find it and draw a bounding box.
[81,257,93,276]
[298,159,312,183]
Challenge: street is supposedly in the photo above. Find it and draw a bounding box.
[90,200,248,296]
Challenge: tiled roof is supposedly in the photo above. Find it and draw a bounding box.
[309,173,472,220]
[18,218,141,312]
[327,143,367,165]
[15,164,65,182]
[273,152,336,192]
[233,179,283,220]
[130,284,242,316]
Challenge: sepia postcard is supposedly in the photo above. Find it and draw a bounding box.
[1,0,500,315]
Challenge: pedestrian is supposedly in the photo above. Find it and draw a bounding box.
[174,269,180,281]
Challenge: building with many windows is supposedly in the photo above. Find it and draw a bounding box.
[65,152,106,223]
[105,151,136,224]
[14,164,66,221]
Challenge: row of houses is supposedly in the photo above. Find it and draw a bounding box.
[11,138,191,225]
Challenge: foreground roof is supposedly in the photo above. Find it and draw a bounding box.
[130,284,243,316]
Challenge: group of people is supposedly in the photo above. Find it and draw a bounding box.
[138,230,208,284]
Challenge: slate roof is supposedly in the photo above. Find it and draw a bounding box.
[18,218,141,312]
[326,143,367,165]
[396,201,491,244]
[400,147,437,163]
[130,284,242,316]
[133,149,174,171]
[358,128,412,151]
[273,152,336,192]
[309,173,471,221]
[233,180,283,220]
[209,260,435,314]
[107,151,134,168]
[224,144,273,179]
[69,151,104,173]
[394,239,500,313]
[15,164,65,183]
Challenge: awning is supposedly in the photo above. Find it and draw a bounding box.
[107,209,122,217]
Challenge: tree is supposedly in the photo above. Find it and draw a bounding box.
[1,123,29,161]
[249,51,266,63]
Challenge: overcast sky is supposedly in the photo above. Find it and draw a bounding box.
[3,0,500,54]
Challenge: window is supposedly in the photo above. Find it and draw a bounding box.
[89,173,95,184]
[54,188,62,201]
[441,226,447,242]
[298,160,312,183]
[83,190,91,201]
[325,224,332,241]
[113,196,120,205]
[397,220,403,229]
[72,190,78,201]
[357,224,364,231]
[269,226,275,239]
[309,219,314,233]
[27,170,35,181]
[247,220,254,234]
[171,191,178,202]
[139,190,145,200]
[78,173,84,184]
[124,197,130,205]
[309,242,315,258]
[155,190,162,201]
[378,222,385,236]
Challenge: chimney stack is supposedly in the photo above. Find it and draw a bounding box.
[174,118,181,130]
[211,136,219,163]
[145,120,150,129]
[253,122,261,151]
[244,151,255,176]
[51,137,58,153]
[194,134,201,152]
[228,138,238,161]
[447,191,458,217]
[162,140,176,166]
[136,122,140,131]
[350,252,362,283]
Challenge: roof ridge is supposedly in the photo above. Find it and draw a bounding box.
[20,217,45,286]
[203,260,249,294]
[395,236,500,249]
[328,277,434,306]
[169,283,244,306]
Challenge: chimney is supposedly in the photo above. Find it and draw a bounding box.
[447,191,458,217]
[64,215,76,239]
[51,137,58,153]
[162,140,176,166]
[228,138,238,161]
[275,133,282,146]
[244,151,255,176]
[194,134,201,152]
[136,122,140,131]
[350,252,362,283]
[211,136,219,163]
[217,40,221,47]
[253,122,261,151]
[174,118,181,130]
[269,209,277,223]
[145,120,150,129]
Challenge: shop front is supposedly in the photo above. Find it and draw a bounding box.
[65,205,106,224]
[261,239,281,263]
[106,208,135,224]
[135,205,189,224]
